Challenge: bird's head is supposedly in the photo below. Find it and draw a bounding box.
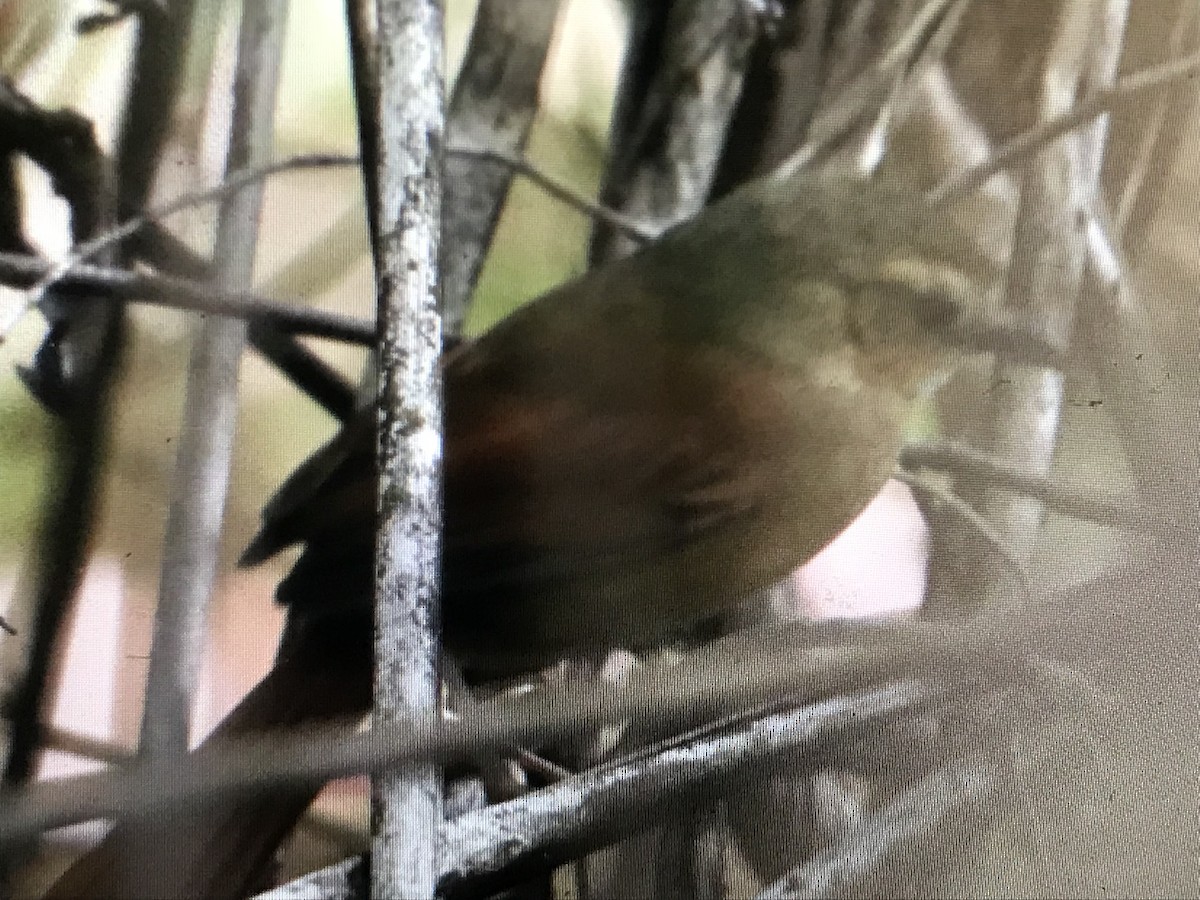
[642,172,1003,381]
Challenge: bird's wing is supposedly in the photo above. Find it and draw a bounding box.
[238,411,376,565]
[243,262,780,606]
[440,287,776,599]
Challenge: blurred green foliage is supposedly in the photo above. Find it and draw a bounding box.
[0,1,619,560]
[468,116,607,334]
[0,383,51,560]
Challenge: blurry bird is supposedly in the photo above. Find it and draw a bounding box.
[47,170,1004,899]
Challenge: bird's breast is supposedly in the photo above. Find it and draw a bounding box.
[442,341,913,672]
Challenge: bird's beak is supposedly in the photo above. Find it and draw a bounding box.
[877,254,1065,370]
[947,293,1065,370]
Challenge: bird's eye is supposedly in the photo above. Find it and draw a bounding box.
[875,257,969,333]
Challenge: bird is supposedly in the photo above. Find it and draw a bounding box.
[45,170,1000,899]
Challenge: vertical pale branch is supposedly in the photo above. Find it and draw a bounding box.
[139,0,291,757]
[954,0,1128,575]
[103,0,203,752]
[1,0,202,794]
[367,1,445,896]
[441,0,563,337]
[1076,229,1200,537]
[1075,6,1200,532]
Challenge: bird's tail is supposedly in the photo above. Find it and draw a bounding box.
[44,613,373,900]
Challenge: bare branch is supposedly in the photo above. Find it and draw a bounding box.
[438,682,932,896]
[934,1,1129,621]
[931,42,1200,206]
[0,557,1180,858]
[0,251,375,343]
[768,0,963,182]
[126,219,360,419]
[1113,4,1199,235]
[37,727,134,766]
[592,0,766,262]
[0,85,120,800]
[0,153,357,343]
[1076,219,1200,533]
[256,679,928,899]
[449,146,654,244]
[364,1,446,895]
[0,619,1024,847]
[894,470,1029,595]
[900,441,1153,530]
[256,858,365,900]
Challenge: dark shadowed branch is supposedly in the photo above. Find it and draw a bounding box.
[591,0,767,263]
[0,84,117,805]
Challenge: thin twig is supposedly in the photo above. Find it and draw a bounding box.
[900,441,1153,530]
[772,0,960,182]
[448,146,654,245]
[344,0,382,252]
[83,201,360,420]
[893,470,1029,590]
[0,142,643,333]
[755,756,1000,899]
[0,153,358,343]
[0,141,640,343]
[930,43,1200,206]
[851,0,968,176]
[877,0,960,75]
[1077,216,1200,531]
[38,726,134,766]
[0,252,374,343]
[1114,4,1199,233]
[246,321,358,420]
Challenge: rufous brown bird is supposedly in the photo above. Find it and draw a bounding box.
[46,171,1000,899]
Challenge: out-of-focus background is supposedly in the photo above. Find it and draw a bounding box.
[1,0,1197,895]
[0,0,618,743]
